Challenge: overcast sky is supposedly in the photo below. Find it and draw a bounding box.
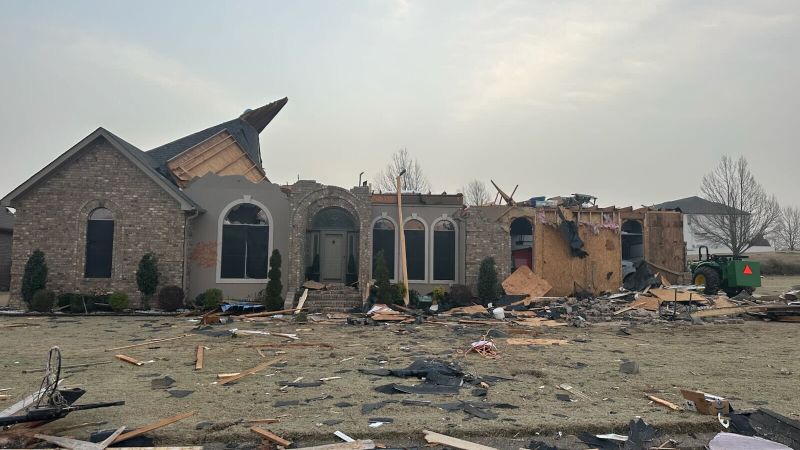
[0,0,797,208]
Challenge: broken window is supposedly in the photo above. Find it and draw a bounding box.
[372,218,395,278]
[405,219,426,281]
[622,220,644,262]
[85,207,114,278]
[221,203,269,279]
[510,217,533,271]
[433,220,456,281]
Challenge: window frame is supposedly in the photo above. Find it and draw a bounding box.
[403,215,428,283]
[430,216,458,283]
[370,214,398,282]
[84,207,115,279]
[216,198,274,284]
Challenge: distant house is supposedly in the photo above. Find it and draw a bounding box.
[0,207,13,291]
[652,196,774,257]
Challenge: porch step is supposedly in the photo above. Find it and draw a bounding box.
[304,285,362,313]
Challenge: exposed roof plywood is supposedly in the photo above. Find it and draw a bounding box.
[167,130,266,188]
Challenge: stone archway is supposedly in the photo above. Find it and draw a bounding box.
[286,182,372,304]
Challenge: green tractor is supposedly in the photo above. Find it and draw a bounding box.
[688,245,761,296]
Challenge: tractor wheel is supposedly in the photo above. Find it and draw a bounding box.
[693,266,721,295]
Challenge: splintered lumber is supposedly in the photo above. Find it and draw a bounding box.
[115,354,144,366]
[241,307,303,318]
[512,318,567,327]
[245,418,280,424]
[295,288,309,313]
[690,305,768,319]
[195,345,204,370]
[371,314,408,321]
[112,411,196,443]
[646,394,682,411]
[217,373,240,379]
[218,358,282,385]
[105,334,191,352]
[506,338,570,346]
[293,440,376,450]
[423,430,498,450]
[649,288,695,302]
[251,426,292,447]
[448,305,488,315]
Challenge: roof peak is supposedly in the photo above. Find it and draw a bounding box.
[240,97,288,133]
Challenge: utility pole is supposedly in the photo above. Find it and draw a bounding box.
[396,169,410,306]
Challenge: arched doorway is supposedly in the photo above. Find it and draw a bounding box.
[510,217,533,271]
[621,220,643,262]
[306,207,359,284]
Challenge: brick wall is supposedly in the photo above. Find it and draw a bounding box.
[8,136,186,308]
[461,208,511,290]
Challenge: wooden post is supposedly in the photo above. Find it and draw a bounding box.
[396,174,410,306]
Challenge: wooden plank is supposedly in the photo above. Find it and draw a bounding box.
[241,307,303,318]
[646,394,682,411]
[105,334,191,352]
[245,418,280,424]
[691,305,768,319]
[218,358,283,386]
[195,345,204,371]
[506,338,569,346]
[250,426,292,447]
[295,289,309,313]
[292,440,376,450]
[112,411,196,443]
[115,354,144,366]
[423,430,498,450]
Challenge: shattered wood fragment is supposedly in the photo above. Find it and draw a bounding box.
[370,314,409,321]
[502,266,552,303]
[690,305,769,319]
[217,372,240,379]
[241,307,304,318]
[105,334,191,352]
[246,418,280,424]
[195,345,204,370]
[295,288,309,313]
[423,430,498,450]
[112,411,196,443]
[115,354,144,366]
[649,288,695,302]
[250,426,292,447]
[448,305,488,315]
[505,338,570,346]
[218,358,283,385]
[645,394,682,411]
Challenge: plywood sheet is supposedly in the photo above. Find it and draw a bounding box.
[502,266,552,298]
[167,130,265,187]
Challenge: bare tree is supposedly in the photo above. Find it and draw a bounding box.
[460,179,491,206]
[774,206,800,251]
[374,148,430,193]
[691,156,781,257]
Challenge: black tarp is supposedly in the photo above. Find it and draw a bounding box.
[557,209,588,258]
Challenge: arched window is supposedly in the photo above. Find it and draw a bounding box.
[372,218,395,278]
[221,203,270,279]
[404,218,426,281]
[433,219,456,281]
[510,217,533,271]
[85,207,114,278]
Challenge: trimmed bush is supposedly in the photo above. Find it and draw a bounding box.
[202,288,223,311]
[263,249,283,311]
[22,250,48,305]
[477,257,501,303]
[136,253,159,309]
[373,249,393,304]
[390,283,406,305]
[157,285,184,312]
[449,284,473,306]
[57,293,81,308]
[108,292,129,312]
[30,289,55,312]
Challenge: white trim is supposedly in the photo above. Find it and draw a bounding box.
[430,215,458,284]
[403,214,429,283]
[216,197,274,284]
[370,213,399,282]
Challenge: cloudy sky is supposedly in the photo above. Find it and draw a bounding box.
[0,0,797,208]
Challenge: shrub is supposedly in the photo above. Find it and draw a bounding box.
[157,285,184,312]
[136,253,159,309]
[201,288,223,311]
[108,292,129,312]
[30,289,55,312]
[263,250,284,311]
[373,249,393,303]
[432,287,446,303]
[477,257,502,303]
[390,283,406,305]
[57,293,82,308]
[22,250,48,305]
[449,284,473,306]
[760,258,800,276]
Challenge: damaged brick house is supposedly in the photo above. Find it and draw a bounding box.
[1,98,685,310]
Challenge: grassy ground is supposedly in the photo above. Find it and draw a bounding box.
[0,316,798,448]
[759,275,800,296]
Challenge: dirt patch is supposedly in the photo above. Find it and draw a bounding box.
[0,316,798,446]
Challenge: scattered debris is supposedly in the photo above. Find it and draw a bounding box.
[423,429,498,450]
[505,338,569,346]
[709,432,792,450]
[112,411,196,444]
[115,354,145,366]
[645,394,682,411]
[619,360,640,375]
[680,389,730,415]
[218,358,283,386]
[105,334,191,352]
[251,426,292,447]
